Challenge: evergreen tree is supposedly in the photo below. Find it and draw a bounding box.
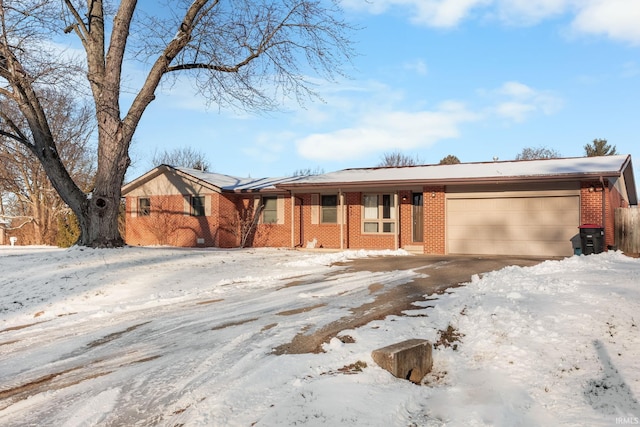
[439,155,461,165]
[584,139,617,157]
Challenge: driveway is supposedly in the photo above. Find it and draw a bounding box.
[0,248,554,425]
[274,254,547,354]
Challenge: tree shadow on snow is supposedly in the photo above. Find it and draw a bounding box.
[584,339,640,418]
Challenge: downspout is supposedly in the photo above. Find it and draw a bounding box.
[290,192,295,248]
[296,195,304,247]
[339,189,344,250]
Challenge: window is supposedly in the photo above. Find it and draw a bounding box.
[138,198,150,216]
[362,194,395,233]
[321,195,338,223]
[262,196,278,224]
[191,196,205,216]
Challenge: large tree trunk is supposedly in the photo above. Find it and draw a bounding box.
[80,191,124,247]
[78,189,124,247]
[1,0,354,247]
[79,128,129,247]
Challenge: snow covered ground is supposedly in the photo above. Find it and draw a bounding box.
[0,246,639,426]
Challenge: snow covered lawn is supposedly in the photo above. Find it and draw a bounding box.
[0,246,639,426]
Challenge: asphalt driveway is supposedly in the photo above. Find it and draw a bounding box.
[275,254,547,354]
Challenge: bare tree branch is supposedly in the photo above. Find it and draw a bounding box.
[1,0,356,247]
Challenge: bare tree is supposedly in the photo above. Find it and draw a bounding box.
[377,150,422,167]
[439,155,460,165]
[292,166,324,176]
[0,0,355,247]
[515,146,561,160]
[584,138,617,157]
[220,197,264,248]
[152,146,211,171]
[0,90,95,245]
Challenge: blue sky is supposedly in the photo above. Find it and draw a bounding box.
[127,0,640,181]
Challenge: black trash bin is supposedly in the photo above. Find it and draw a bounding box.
[579,224,604,255]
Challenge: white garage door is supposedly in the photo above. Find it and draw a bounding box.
[447,195,579,257]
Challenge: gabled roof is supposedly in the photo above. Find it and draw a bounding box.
[121,164,304,195]
[173,167,307,192]
[281,154,638,205]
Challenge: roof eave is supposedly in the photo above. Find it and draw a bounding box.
[121,165,171,195]
[121,164,222,195]
[224,187,289,194]
[620,155,637,205]
[172,169,222,193]
[277,172,624,191]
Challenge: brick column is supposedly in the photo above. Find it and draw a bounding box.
[423,186,445,254]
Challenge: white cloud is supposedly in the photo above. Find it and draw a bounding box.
[498,81,536,98]
[296,102,478,160]
[413,0,492,27]
[342,0,640,44]
[487,81,563,122]
[403,59,429,75]
[283,79,563,163]
[342,0,491,28]
[494,0,570,25]
[620,61,640,78]
[242,132,292,164]
[571,0,640,45]
[495,101,536,123]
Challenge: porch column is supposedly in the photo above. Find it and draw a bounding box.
[290,192,295,248]
[339,189,344,250]
[394,192,399,251]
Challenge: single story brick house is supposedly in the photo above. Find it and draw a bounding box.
[122,155,637,257]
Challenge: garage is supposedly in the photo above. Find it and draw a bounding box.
[446,186,580,257]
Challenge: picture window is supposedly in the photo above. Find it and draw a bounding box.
[362,194,395,233]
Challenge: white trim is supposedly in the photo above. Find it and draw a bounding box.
[311,194,319,224]
[277,195,285,225]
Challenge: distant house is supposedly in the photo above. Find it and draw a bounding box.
[122,155,637,257]
[0,220,7,246]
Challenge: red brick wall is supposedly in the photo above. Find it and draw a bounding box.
[423,186,446,254]
[580,180,618,249]
[293,192,410,250]
[580,182,603,226]
[125,192,294,248]
[125,194,221,247]
[294,193,342,248]
[254,196,292,248]
[217,195,293,248]
[217,194,240,247]
[345,192,400,250]
[127,181,618,254]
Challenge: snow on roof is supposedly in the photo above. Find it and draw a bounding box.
[175,167,304,192]
[279,155,633,188]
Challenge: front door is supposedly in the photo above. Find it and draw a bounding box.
[412,193,424,242]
